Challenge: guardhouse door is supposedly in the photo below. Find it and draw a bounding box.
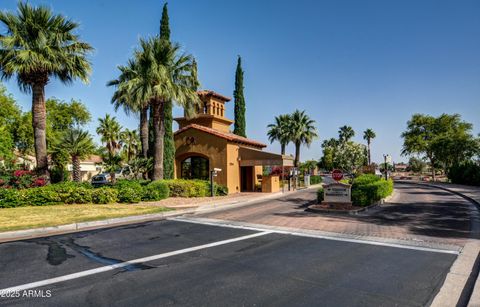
[240,166,254,192]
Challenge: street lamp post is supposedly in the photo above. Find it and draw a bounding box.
[383,154,390,180]
[210,168,222,197]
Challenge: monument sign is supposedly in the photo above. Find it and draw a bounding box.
[319,181,352,210]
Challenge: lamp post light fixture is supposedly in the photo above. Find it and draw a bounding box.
[383,154,391,180]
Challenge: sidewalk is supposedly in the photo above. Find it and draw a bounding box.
[410,181,480,307]
[433,184,480,307]
[419,182,480,206]
[0,185,321,243]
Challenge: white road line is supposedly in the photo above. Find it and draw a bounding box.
[170,217,460,255]
[0,231,271,293]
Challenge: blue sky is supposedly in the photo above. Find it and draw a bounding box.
[1,0,479,164]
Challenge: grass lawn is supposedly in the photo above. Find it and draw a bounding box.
[0,204,172,232]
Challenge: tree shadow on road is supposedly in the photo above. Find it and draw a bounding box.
[273,185,479,240]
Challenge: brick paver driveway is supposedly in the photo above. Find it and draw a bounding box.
[199,182,479,248]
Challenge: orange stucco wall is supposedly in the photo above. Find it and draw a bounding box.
[175,129,269,194]
[226,144,241,193]
[175,129,233,192]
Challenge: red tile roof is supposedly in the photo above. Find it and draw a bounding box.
[175,124,266,148]
[197,90,231,102]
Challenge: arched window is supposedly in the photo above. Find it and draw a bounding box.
[181,156,209,180]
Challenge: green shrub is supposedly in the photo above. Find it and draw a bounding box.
[317,187,324,202]
[163,179,207,197]
[163,179,227,197]
[143,181,170,201]
[115,179,147,188]
[19,187,62,206]
[351,174,393,206]
[48,182,93,204]
[214,183,229,196]
[50,167,70,184]
[113,180,144,203]
[63,187,92,204]
[448,162,480,186]
[353,174,380,186]
[92,188,118,204]
[310,175,323,185]
[0,188,20,208]
[117,187,143,203]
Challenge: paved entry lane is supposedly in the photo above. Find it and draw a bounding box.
[1,221,456,307]
[0,220,257,288]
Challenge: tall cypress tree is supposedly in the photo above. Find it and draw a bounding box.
[160,2,175,179]
[233,56,246,137]
[160,3,170,41]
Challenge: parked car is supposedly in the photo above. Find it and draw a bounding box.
[91,173,110,187]
[91,166,136,186]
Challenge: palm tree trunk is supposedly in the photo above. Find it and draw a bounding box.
[294,142,301,167]
[32,83,49,176]
[140,105,149,159]
[72,155,81,182]
[281,143,286,155]
[152,100,165,180]
[367,140,371,165]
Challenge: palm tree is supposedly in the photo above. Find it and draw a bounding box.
[339,125,355,143]
[363,128,376,165]
[120,37,200,180]
[121,128,140,162]
[56,129,94,182]
[103,154,122,184]
[96,114,123,157]
[108,59,150,159]
[289,110,318,167]
[267,114,292,155]
[0,3,93,176]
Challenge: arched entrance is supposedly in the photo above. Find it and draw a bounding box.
[181,156,209,180]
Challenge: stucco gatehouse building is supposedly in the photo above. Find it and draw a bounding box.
[174,90,293,194]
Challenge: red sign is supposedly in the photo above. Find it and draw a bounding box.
[332,169,343,181]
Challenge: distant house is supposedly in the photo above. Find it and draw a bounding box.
[67,155,103,182]
[0,151,36,170]
[394,162,408,172]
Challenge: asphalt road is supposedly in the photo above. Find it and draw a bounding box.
[0,183,471,307]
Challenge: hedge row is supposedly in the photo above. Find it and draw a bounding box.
[0,181,169,208]
[351,174,393,206]
[0,179,228,208]
[310,175,323,185]
[448,162,480,186]
[163,179,228,197]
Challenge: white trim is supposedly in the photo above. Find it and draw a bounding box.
[170,217,460,255]
[0,231,271,293]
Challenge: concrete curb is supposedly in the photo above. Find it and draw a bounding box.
[396,181,480,307]
[0,184,321,243]
[430,240,480,307]
[306,189,396,216]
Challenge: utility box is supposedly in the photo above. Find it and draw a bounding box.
[262,175,280,193]
[304,175,310,187]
